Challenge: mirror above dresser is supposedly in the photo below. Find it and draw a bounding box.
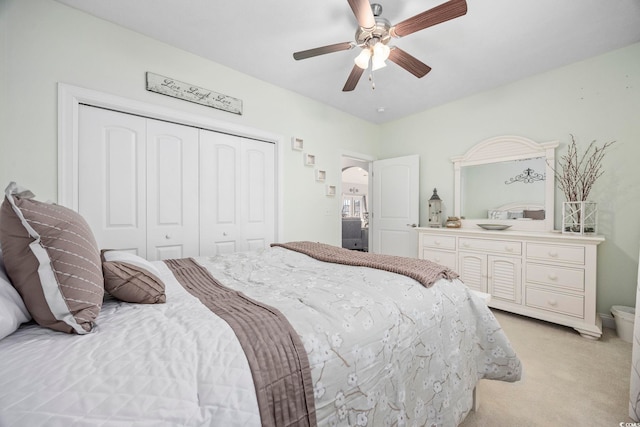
[452,135,559,232]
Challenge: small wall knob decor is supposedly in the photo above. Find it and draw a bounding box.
[428,188,442,228]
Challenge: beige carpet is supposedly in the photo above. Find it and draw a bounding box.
[460,310,633,427]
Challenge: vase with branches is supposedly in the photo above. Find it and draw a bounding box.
[553,135,615,233]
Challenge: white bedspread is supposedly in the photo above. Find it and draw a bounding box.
[0,246,521,426]
[0,262,261,427]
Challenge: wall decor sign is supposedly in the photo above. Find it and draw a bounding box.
[145,72,242,115]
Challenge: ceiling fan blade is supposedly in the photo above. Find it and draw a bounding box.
[388,47,432,78]
[391,0,467,38]
[342,65,365,92]
[293,42,354,60]
[347,0,376,29]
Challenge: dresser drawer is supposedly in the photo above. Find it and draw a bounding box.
[526,263,585,291]
[421,234,456,251]
[525,287,584,318]
[459,238,522,256]
[422,249,457,271]
[526,243,585,265]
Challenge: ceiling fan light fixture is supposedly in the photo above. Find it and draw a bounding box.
[354,48,372,69]
[371,55,387,71]
[371,41,390,70]
[373,41,390,61]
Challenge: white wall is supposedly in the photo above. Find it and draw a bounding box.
[0,0,380,247]
[378,42,640,315]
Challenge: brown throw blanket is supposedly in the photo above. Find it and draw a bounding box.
[271,241,459,288]
[164,258,316,427]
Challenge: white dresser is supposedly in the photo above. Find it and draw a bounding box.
[417,227,605,339]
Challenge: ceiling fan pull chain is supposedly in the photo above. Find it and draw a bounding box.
[369,71,376,90]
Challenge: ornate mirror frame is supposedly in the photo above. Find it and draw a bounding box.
[452,135,559,232]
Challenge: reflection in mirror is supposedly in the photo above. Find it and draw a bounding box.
[461,157,546,219]
[452,135,559,232]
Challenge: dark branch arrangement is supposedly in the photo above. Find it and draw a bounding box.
[554,135,615,202]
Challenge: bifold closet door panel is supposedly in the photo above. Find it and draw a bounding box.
[241,139,276,252]
[199,131,242,255]
[77,105,148,256]
[145,119,200,261]
[199,131,276,256]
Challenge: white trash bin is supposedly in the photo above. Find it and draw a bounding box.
[611,305,635,343]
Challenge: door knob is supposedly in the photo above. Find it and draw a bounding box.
[406,223,417,228]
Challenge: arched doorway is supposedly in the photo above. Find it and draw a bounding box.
[341,160,369,252]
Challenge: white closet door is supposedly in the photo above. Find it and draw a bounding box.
[145,119,200,260]
[200,132,240,255]
[77,105,275,260]
[199,131,275,255]
[241,139,275,251]
[78,106,147,256]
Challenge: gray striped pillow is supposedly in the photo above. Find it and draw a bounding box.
[0,182,103,334]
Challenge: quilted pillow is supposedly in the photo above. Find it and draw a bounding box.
[102,250,166,304]
[0,248,31,340]
[0,182,103,334]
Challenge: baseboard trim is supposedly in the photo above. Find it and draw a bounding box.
[599,312,616,330]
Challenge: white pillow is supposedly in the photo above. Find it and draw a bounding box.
[0,248,31,340]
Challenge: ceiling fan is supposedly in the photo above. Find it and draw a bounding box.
[293,0,467,91]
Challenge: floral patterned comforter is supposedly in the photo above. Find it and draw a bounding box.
[197,246,521,426]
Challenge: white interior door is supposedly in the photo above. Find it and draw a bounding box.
[145,119,199,260]
[240,139,275,252]
[76,104,276,260]
[199,131,276,255]
[200,131,241,255]
[371,155,419,257]
[78,105,147,256]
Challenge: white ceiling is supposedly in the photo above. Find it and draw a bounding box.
[54,0,640,124]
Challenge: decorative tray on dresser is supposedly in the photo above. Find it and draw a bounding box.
[417,226,604,339]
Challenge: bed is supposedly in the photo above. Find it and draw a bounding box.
[0,182,522,426]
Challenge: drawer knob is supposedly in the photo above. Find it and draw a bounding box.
[505,246,513,252]
[548,251,558,258]
[548,299,558,307]
[548,274,558,281]
[434,240,441,245]
[165,234,171,240]
[463,242,470,248]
